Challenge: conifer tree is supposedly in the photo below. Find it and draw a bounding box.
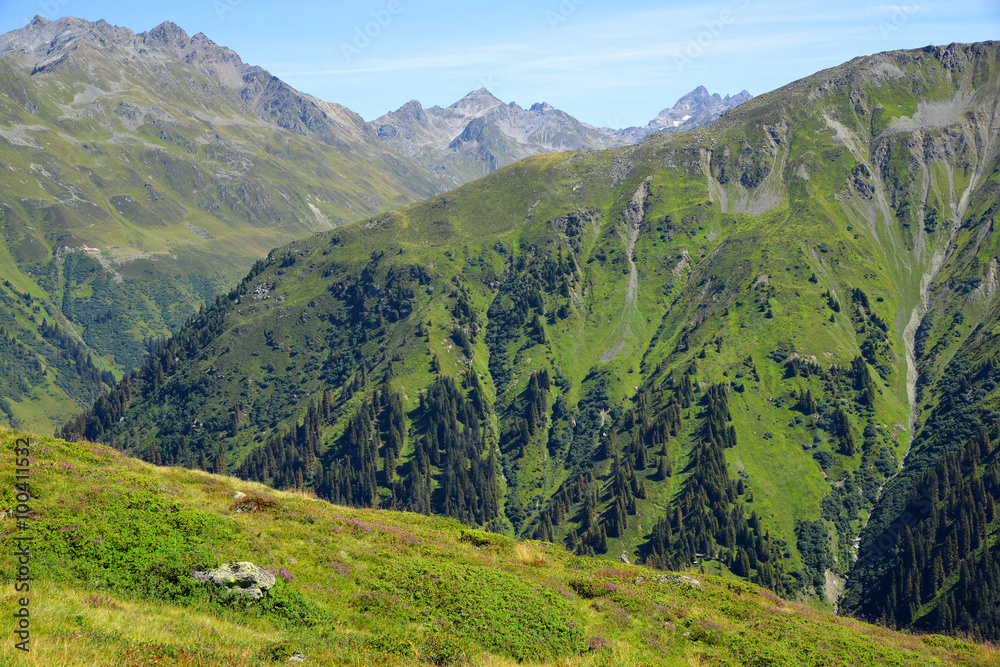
[213,445,226,474]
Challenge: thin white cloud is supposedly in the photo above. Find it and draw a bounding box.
[282,19,876,83]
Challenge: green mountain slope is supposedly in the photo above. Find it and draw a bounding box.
[3,428,999,666]
[62,41,1000,636]
[0,16,451,431]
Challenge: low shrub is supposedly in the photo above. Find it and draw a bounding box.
[231,492,280,513]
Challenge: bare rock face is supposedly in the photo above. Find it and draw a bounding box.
[192,561,276,600]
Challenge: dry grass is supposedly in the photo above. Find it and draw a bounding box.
[0,581,280,667]
[514,542,547,566]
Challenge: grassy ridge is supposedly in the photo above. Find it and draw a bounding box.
[2,429,998,666]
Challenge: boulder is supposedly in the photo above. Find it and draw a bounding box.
[192,561,275,600]
[633,573,702,589]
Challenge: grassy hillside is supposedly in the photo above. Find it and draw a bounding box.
[2,428,999,666]
[0,17,451,432]
[59,41,1000,635]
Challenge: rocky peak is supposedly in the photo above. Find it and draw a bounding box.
[0,16,382,149]
[449,88,504,117]
[0,16,243,71]
[671,85,720,112]
[0,15,104,56]
[392,99,427,124]
[644,85,753,132]
[139,22,246,71]
[680,84,711,99]
[142,21,190,49]
[397,99,424,113]
[725,90,753,104]
[183,31,244,70]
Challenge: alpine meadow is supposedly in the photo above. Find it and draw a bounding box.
[3,11,1000,667]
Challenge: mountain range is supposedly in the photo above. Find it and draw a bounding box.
[56,30,1000,644]
[0,15,748,432]
[372,85,751,185]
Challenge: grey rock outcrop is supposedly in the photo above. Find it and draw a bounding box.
[192,561,276,600]
[634,573,702,589]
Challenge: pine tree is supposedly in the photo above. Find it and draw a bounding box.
[177,436,188,466]
[602,429,617,459]
[735,548,751,577]
[636,443,649,470]
[657,455,669,480]
[841,428,857,456]
[322,389,332,421]
[384,446,396,483]
[213,445,226,474]
[229,407,240,438]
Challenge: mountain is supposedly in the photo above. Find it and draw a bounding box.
[371,88,623,185]
[61,39,1000,639]
[0,16,747,433]
[2,429,998,666]
[639,85,753,135]
[371,85,752,185]
[0,15,454,431]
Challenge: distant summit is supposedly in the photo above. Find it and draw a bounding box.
[372,86,753,185]
[646,86,753,132]
[448,88,505,116]
[371,88,620,184]
[607,86,753,143]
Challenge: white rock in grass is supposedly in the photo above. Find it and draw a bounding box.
[192,561,275,600]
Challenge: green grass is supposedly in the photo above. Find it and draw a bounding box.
[2,429,999,666]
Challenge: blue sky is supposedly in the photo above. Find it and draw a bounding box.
[0,0,997,127]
